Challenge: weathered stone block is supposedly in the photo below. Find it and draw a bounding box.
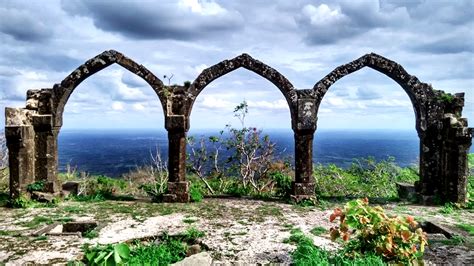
[164,181,190,203]
[30,191,56,203]
[296,98,316,131]
[62,181,79,195]
[63,221,98,233]
[292,182,315,196]
[165,115,186,131]
[396,182,417,200]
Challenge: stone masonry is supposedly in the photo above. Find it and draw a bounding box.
[4,50,472,203]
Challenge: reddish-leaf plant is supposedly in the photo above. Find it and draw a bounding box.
[329,198,428,264]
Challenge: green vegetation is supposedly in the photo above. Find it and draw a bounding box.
[287,228,386,265]
[329,198,427,264]
[457,223,474,236]
[82,228,204,265]
[26,180,45,193]
[314,157,419,199]
[439,92,455,104]
[310,226,327,236]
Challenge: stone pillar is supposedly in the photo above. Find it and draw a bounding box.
[5,126,35,199]
[416,132,443,204]
[33,114,60,193]
[291,93,317,201]
[441,119,472,203]
[164,115,189,202]
[293,130,316,200]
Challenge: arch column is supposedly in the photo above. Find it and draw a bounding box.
[291,91,317,201]
[5,108,36,199]
[32,113,60,193]
[416,130,443,203]
[163,115,190,202]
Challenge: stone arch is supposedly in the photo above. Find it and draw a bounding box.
[186,53,298,121]
[312,53,438,134]
[52,50,167,127]
[312,53,472,203]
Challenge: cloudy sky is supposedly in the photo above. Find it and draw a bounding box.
[0,0,472,131]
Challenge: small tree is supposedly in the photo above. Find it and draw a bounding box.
[225,101,276,192]
[186,136,215,194]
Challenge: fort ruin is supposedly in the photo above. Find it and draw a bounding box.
[4,50,472,203]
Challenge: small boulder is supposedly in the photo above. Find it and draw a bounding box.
[186,244,201,256]
[62,181,80,195]
[30,191,55,203]
[396,182,416,200]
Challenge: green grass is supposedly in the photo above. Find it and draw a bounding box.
[23,216,54,228]
[310,226,327,236]
[84,229,99,239]
[81,228,205,265]
[182,218,197,224]
[128,238,187,265]
[287,229,386,265]
[457,223,474,236]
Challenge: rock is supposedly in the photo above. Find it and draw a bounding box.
[62,181,79,195]
[62,221,98,234]
[31,191,55,203]
[172,252,212,266]
[421,221,457,238]
[396,182,416,200]
[186,244,201,256]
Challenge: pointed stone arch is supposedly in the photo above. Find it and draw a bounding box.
[312,53,472,203]
[313,53,439,134]
[186,53,298,120]
[52,50,167,127]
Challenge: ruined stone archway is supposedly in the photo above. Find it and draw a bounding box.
[4,51,472,204]
[312,53,472,203]
[161,54,317,202]
[5,50,168,198]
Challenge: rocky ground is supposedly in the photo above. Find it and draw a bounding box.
[0,197,473,265]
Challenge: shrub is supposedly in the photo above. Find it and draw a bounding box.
[26,180,45,193]
[329,198,427,264]
[124,149,168,200]
[189,182,204,202]
[83,243,130,265]
[8,194,32,208]
[74,175,129,201]
[314,157,419,199]
[270,171,293,199]
[287,228,385,265]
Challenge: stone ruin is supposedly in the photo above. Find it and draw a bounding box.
[4,50,473,204]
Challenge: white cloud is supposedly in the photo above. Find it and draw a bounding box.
[301,4,347,27]
[179,0,226,16]
[132,103,146,111]
[247,99,289,110]
[111,101,125,111]
[198,95,233,110]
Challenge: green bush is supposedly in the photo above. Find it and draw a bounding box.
[8,194,32,208]
[329,198,427,264]
[466,153,474,207]
[83,243,130,265]
[314,157,419,199]
[270,171,293,199]
[75,175,129,201]
[26,180,46,193]
[189,182,204,202]
[287,228,385,265]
